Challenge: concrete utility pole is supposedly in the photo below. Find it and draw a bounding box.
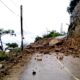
[20,5,24,51]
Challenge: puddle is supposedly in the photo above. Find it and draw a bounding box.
[19,53,80,80]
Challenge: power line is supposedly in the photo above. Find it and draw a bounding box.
[8,0,20,7]
[0,0,19,16]
[0,0,27,30]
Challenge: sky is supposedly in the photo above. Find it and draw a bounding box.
[0,0,70,46]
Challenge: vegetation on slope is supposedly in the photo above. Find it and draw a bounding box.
[35,30,63,42]
[67,0,80,14]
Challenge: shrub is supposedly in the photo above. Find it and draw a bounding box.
[6,43,18,48]
[35,36,42,42]
[43,31,62,38]
[0,51,8,61]
[35,30,62,42]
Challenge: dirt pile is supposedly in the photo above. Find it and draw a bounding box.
[25,37,80,57]
[62,37,80,56]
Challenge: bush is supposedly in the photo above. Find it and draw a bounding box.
[35,30,62,42]
[0,51,8,61]
[35,36,42,42]
[43,31,62,38]
[6,43,18,48]
[11,48,21,53]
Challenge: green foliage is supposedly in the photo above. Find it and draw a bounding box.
[0,51,8,61]
[67,0,80,14]
[35,36,42,42]
[43,31,62,38]
[6,43,18,48]
[11,48,21,53]
[35,30,62,42]
[0,29,15,36]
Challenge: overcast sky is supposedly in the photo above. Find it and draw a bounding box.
[0,0,70,46]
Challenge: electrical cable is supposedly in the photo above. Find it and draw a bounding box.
[0,0,19,16]
[8,0,20,7]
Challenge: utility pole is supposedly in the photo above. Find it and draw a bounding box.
[20,5,24,51]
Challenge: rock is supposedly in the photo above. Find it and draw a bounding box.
[44,51,49,54]
[55,48,61,52]
[49,39,60,46]
[0,64,3,69]
[37,58,42,61]
[32,71,36,75]
[57,53,64,61]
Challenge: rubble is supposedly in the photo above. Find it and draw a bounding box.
[24,37,80,57]
[0,64,3,69]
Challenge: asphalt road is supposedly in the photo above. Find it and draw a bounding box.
[20,53,80,80]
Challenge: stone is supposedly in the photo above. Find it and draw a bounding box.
[49,39,60,46]
[0,64,3,69]
[32,71,36,75]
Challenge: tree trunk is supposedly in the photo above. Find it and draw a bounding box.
[0,35,3,51]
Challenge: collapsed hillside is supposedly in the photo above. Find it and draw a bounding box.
[25,37,80,57]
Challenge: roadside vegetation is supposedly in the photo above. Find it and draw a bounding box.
[0,28,20,62]
[0,43,21,61]
[35,30,63,42]
[0,51,8,61]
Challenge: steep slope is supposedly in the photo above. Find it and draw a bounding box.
[68,1,80,37]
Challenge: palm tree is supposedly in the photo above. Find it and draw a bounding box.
[0,29,16,51]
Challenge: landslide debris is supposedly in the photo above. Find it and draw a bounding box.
[25,37,80,57]
[1,37,80,79]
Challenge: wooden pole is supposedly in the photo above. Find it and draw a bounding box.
[20,5,24,51]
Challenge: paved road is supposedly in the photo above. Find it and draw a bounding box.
[20,53,80,80]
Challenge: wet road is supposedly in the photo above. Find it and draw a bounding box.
[20,53,80,80]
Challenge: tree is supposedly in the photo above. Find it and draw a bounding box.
[67,0,80,14]
[6,43,18,48]
[0,29,16,50]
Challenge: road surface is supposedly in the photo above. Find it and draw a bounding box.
[19,53,80,80]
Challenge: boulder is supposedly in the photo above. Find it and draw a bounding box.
[0,64,3,69]
[49,39,62,46]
